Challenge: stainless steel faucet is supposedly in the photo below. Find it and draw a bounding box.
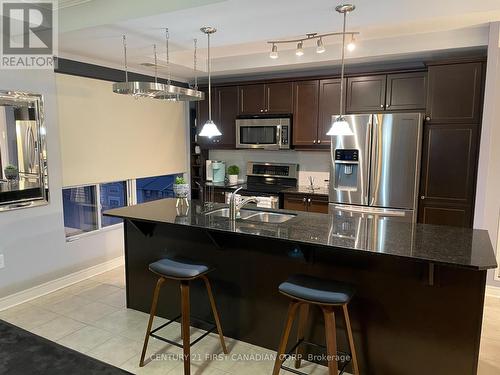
[229,187,258,220]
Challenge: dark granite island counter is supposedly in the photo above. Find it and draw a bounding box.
[105,199,497,375]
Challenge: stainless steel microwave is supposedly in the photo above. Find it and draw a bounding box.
[235,117,290,150]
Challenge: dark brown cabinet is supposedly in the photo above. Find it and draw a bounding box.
[197,86,238,149]
[266,82,294,113]
[215,86,238,147]
[318,78,344,145]
[346,75,387,113]
[238,84,266,115]
[238,82,293,115]
[292,80,320,147]
[426,62,482,124]
[386,72,427,110]
[418,124,479,227]
[284,193,329,213]
[346,72,427,113]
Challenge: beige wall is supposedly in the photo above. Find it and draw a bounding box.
[474,22,500,285]
[56,73,187,187]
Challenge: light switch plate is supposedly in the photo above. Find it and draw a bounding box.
[0,254,4,269]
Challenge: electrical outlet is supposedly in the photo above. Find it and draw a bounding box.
[0,254,4,269]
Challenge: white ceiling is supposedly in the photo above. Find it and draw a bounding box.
[58,0,500,81]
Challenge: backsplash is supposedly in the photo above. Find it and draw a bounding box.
[208,149,330,187]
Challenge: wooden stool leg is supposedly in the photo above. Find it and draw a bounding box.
[181,281,191,375]
[294,303,310,369]
[272,301,301,375]
[140,277,165,367]
[343,304,359,375]
[322,306,338,375]
[202,275,228,354]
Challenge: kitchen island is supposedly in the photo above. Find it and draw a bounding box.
[105,199,497,375]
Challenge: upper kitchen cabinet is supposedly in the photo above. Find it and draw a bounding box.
[215,86,238,148]
[385,72,427,111]
[292,80,320,147]
[239,82,293,115]
[266,82,294,114]
[196,86,238,149]
[238,84,266,114]
[318,78,344,145]
[346,75,387,113]
[425,62,483,124]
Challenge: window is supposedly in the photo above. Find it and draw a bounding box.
[62,173,184,239]
[136,174,180,204]
[100,181,127,227]
[63,185,98,237]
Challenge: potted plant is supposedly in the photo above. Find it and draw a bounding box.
[173,176,189,198]
[4,165,18,181]
[227,165,239,185]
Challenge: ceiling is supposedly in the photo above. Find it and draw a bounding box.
[58,0,500,81]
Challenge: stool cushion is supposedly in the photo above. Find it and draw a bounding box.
[149,258,210,279]
[279,274,355,305]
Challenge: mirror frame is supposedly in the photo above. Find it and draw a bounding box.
[0,90,49,212]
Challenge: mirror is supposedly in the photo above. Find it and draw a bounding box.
[0,91,48,211]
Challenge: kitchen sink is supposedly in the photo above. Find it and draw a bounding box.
[244,211,296,223]
[205,208,296,223]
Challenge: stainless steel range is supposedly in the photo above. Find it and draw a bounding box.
[226,162,298,209]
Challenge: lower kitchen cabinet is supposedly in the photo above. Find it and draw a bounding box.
[284,193,329,213]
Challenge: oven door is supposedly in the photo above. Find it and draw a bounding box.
[236,118,290,150]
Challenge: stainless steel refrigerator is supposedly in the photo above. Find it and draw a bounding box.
[329,113,422,222]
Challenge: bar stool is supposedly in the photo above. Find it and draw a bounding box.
[272,274,359,375]
[139,258,228,375]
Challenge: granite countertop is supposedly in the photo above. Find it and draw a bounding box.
[284,186,329,196]
[104,199,497,271]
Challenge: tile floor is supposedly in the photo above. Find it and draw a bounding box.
[1,266,499,375]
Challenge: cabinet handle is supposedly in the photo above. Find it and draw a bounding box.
[265,109,268,112]
[380,104,384,108]
[420,195,425,200]
[260,109,264,113]
[386,104,391,108]
[307,198,311,203]
[317,140,321,144]
[303,197,307,203]
[425,116,431,121]
[313,140,316,144]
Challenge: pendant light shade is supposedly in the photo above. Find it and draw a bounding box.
[199,26,222,138]
[326,4,356,137]
[199,119,222,137]
[327,116,354,136]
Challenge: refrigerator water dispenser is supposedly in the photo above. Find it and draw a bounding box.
[334,149,359,191]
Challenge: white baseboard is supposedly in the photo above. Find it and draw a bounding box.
[486,285,500,298]
[0,256,124,311]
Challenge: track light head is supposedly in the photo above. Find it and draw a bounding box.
[296,41,304,56]
[270,44,278,59]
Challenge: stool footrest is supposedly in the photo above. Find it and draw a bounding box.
[149,315,216,349]
[280,339,352,375]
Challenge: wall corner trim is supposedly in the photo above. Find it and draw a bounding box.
[0,256,124,311]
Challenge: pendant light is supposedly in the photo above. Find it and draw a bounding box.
[198,26,222,138]
[327,4,356,136]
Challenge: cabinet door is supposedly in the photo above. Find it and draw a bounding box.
[266,82,293,114]
[216,86,238,148]
[308,196,329,214]
[426,62,482,124]
[196,89,219,147]
[346,75,387,113]
[386,72,427,111]
[292,80,320,147]
[418,124,478,227]
[318,78,344,145]
[238,84,266,115]
[418,202,471,227]
[284,194,308,212]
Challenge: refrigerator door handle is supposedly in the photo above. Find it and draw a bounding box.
[364,115,373,206]
[369,114,381,206]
